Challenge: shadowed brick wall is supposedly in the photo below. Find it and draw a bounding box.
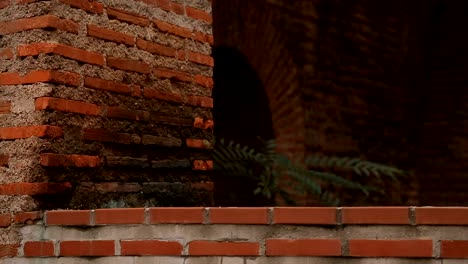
[1,207,468,263]
[0,0,214,211]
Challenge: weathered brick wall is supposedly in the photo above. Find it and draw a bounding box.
[0,0,214,212]
[1,207,468,262]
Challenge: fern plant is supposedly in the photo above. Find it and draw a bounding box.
[213,138,405,205]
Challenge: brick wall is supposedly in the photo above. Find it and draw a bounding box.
[0,0,214,211]
[1,207,468,263]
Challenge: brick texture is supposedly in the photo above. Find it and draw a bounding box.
[149,207,204,224]
[18,43,105,66]
[416,207,468,225]
[87,24,135,46]
[24,241,55,257]
[40,153,101,167]
[60,240,114,256]
[107,7,150,27]
[0,213,11,227]
[35,97,102,116]
[94,208,145,224]
[59,0,104,14]
[189,241,259,256]
[341,207,410,225]
[266,239,341,256]
[0,125,63,140]
[441,240,468,258]
[210,208,268,224]
[121,240,183,256]
[46,210,91,225]
[0,15,79,34]
[0,182,72,195]
[349,239,433,257]
[273,207,336,225]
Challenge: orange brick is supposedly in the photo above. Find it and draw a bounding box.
[46,210,91,225]
[107,57,151,74]
[35,97,101,116]
[193,117,204,128]
[0,15,79,35]
[441,240,468,258]
[416,207,468,225]
[192,160,213,170]
[204,119,214,129]
[136,38,176,57]
[14,211,42,225]
[349,239,433,257]
[266,239,341,256]
[0,101,11,114]
[194,75,213,88]
[0,125,63,140]
[0,182,72,195]
[106,106,150,121]
[0,244,18,257]
[186,95,213,108]
[184,50,214,66]
[59,0,103,14]
[95,208,145,225]
[153,19,192,39]
[18,43,104,66]
[186,138,212,149]
[60,241,114,256]
[0,48,13,59]
[84,77,133,95]
[342,207,410,225]
[274,207,337,225]
[121,240,183,256]
[210,208,268,224]
[169,1,184,15]
[0,72,21,85]
[21,70,81,86]
[0,0,10,9]
[0,213,11,227]
[107,7,150,27]
[149,207,204,224]
[143,89,183,104]
[153,67,192,82]
[194,31,214,45]
[83,128,139,144]
[40,153,101,167]
[186,7,212,24]
[24,241,55,257]
[189,241,259,256]
[87,24,135,46]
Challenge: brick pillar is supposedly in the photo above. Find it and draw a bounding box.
[0,0,214,213]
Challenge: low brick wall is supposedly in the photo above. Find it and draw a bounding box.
[1,207,468,263]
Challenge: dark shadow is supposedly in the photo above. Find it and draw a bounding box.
[212,46,275,206]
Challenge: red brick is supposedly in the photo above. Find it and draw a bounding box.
[210,208,268,224]
[60,240,114,256]
[266,239,341,256]
[106,106,150,121]
[194,75,213,88]
[0,101,11,114]
[84,77,134,95]
[87,24,135,46]
[416,207,468,225]
[0,0,10,9]
[193,117,204,128]
[186,95,213,108]
[0,48,13,59]
[107,57,151,74]
[93,182,142,192]
[21,70,81,86]
[184,50,214,66]
[153,68,192,82]
[0,154,8,167]
[0,72,21,85]
[153,19,192,39]
[273,207,337,225]
[95,208,145,225]
[0,15,79,35]
[194,31,214,45]
[0,213,11,227]
[136,38,176,57]
[186,7,212,24]
[35,97,101,116]
[143,89,182,103]
[18,43,104,66]
[189,241,259,256]
[0,244,18,257]
[342,207,410,225]
[348,239,433,257]
[186,138,212,149]
[149,207,204,224]
[83,128,139,144]
[107,7,150,27]
[46,210,91,225]
[0,125,63,140]
[24,241,55,257]
[40,153,101,167]
[14,211,42,225]
[59,0,103,14]
[0,182,72,195]
[170,2,185,15]
[192,160,213,171]
[441,240,468,258]
[121,240,183,256]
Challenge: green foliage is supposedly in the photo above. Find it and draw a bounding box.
[213,138,405,205]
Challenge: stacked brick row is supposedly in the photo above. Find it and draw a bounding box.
[0,0,214,212]
[1,207,468,262]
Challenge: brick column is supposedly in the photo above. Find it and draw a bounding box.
[0,0,214,214]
